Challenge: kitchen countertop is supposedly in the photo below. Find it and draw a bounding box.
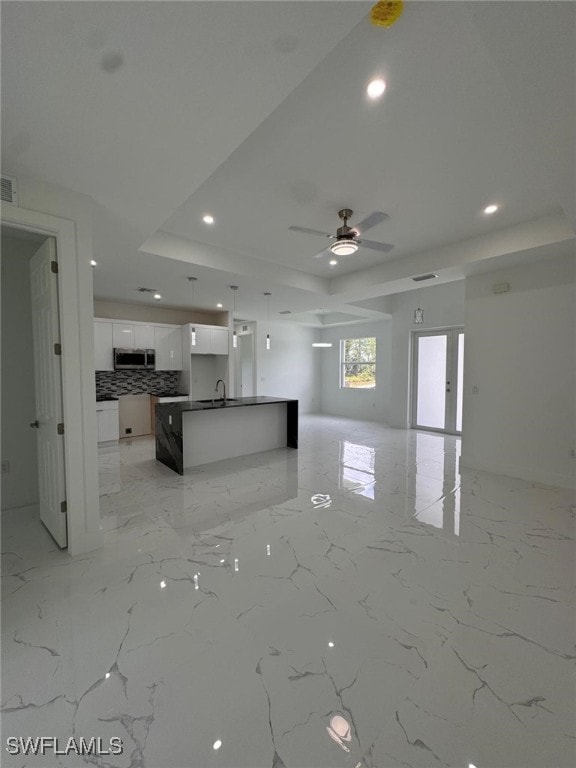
[96,397,119,402]
[156,396,297,413]
[149,392,189,398]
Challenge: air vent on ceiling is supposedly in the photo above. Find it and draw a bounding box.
[136,287,158,293]
[279,310,292,315]
[1,175,18,206]
[412,273,438,282]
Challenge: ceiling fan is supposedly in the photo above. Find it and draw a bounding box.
[289,209,394,258]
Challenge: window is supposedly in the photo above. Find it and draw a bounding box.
[340,337,376,389]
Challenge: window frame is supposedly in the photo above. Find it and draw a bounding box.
[339,337,377,390]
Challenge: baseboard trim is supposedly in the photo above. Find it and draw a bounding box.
[460,454,576,490]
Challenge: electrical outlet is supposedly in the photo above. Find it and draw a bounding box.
[1,460,9,474]
[570,448,576,458]
[472,385,479,394]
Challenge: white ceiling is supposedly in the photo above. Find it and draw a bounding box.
[2,1,575,325]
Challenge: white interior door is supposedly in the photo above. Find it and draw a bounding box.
[30,238,67,547]
[412,328,464,434]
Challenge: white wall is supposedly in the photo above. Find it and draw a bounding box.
[461,253,576,488]
[388,281,465,428]
[1,236,41,509]
[318,320,392,423]
[94,299,226,327]
[255,320,319,413]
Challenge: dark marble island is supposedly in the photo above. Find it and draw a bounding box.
[155,396,298,475]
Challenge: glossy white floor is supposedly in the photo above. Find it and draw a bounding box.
[2,415,574,768]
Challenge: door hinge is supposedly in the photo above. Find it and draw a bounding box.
[61,500,67,514]
[54,343,62,355]
[57,422,65,435]
[51,260,59,274]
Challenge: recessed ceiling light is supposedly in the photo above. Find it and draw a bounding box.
[153,293,162,300]
[367,78,386,99]
[202,214,215,224]
[213,740,222,751]
[90,260,97,267]
[483,204,498,215]
[329,259,338,266]
[216,303,223,308]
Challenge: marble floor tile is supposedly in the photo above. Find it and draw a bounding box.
[2,416,574,767]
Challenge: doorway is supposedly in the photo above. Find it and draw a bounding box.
[236,331,255,397]
[411,328,464,434]
[1,227,67,547]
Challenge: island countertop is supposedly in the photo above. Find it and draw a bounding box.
[155,397,298,474]
[156,395,297,413]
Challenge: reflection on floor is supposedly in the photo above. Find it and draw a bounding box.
[2,415,574,767]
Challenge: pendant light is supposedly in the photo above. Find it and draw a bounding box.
[264,292,271,350]
[230,285,238,348]
[188,277,198,344]
[413,283,424,324]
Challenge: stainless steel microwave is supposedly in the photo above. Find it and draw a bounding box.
[113,348,155,370]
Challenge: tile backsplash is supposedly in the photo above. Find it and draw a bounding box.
[96,370,181,397]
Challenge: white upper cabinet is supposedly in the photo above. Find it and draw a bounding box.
[187,324,229,355]
[112,323,136,348]
[154,326,182,370]
[135,324,155,349]
[191,326,211,355]
[94,321,114,370]
[210,328,229,355]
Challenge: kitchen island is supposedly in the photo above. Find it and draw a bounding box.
[155,396,298,475]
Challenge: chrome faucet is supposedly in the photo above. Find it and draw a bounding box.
[215,379,226,402]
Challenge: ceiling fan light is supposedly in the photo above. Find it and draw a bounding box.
[330,239,358,257]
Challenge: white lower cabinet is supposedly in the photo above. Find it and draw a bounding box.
[96,401,119,443]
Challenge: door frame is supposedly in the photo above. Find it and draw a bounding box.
[1,203,102,555]
[410,326,464,435]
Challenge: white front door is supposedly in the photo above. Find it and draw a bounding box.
[30,237,67,547]
[411,328,465,435]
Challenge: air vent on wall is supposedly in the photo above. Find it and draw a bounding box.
[136,287,158,293]
[1,175,18,205]
[412,273,438,282]
[279,310,292,315]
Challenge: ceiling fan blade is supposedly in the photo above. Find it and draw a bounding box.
[313,246,333,259]
[353,211,389,234]
[357,238,394,253]
[289,225,335,239]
